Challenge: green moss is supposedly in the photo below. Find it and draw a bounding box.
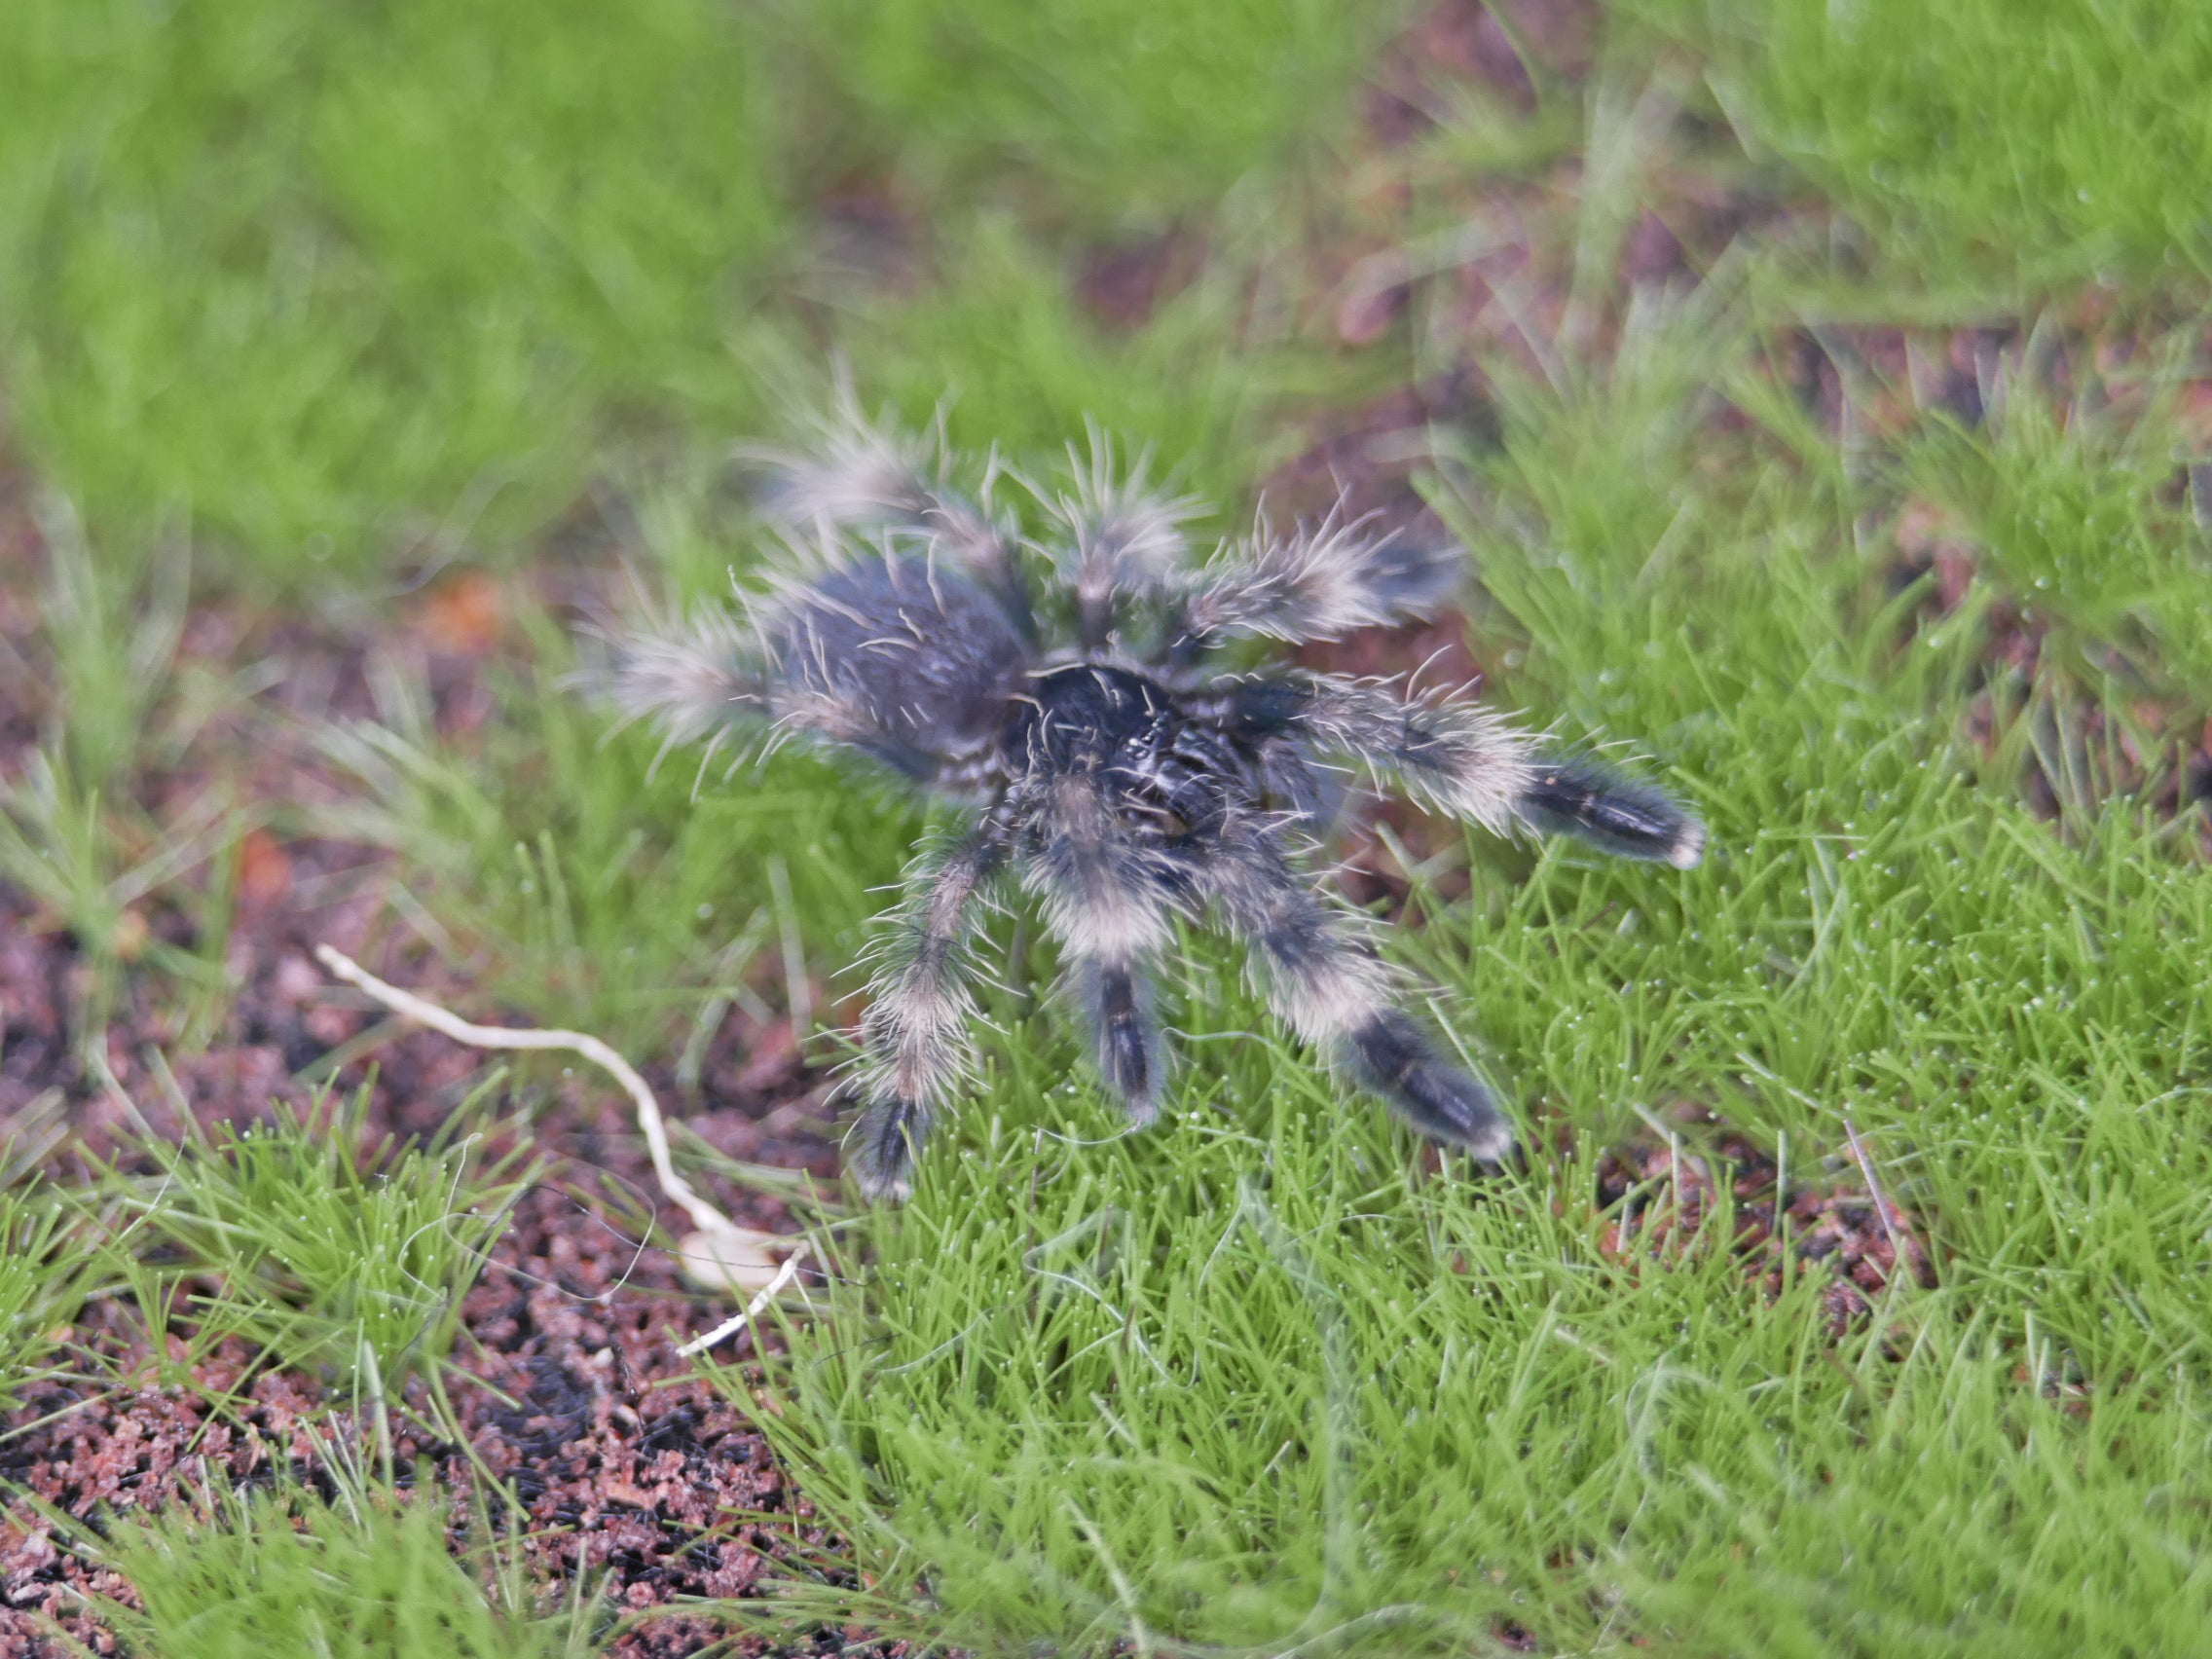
[1635,0,2212,284]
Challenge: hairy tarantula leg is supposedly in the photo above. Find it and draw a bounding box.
[747,400,1031,612]
[1162,501,1461,661]
[576,607,769,751]
[580,594,1005,788]
[1199,816,1516,1162]
[850,823,1012,1201]
[1046,426,1205,652]
[1218,674,1705,867]
[1023,774,1177,1121]
[1073,959,1164,1124]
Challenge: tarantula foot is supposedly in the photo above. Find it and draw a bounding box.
[1521,756,1705,869]
[1088,964,1161,1125]
[1348,1011,1518,1163]
[1102,1056,1161,1127]
[849,1101,926,1202]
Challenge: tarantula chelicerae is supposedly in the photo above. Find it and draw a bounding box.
[594,414,1703,1199]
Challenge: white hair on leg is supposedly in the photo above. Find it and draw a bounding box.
[1021,772,1181,1118]
[1174,498,1461,645]
[573,608,767,749]
[1287,675,1539,837]
[1197,809,1516,1162]
[849,830,1008,1199]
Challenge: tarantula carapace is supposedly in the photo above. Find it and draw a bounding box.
[595,415,1703,1199]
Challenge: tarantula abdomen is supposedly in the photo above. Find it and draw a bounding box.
[593,411,1703,1199]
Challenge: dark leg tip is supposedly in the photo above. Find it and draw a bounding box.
[1349,1012,1518,1162]
[848,1101,924,1202]
[1520,755,1704,867]
[1098,1035,1161,1126]
[1090,965,1163,1125]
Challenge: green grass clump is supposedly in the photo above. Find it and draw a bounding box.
[84,1477,591,1659]
[0,510,241,1046]
[0,1186,83,1414]
[1635,0,2212,284]
[730,299,2212,1655]
[0,0,783,581]
[778,0,1408,222]
[1903,361,2212,699]
[0,0,1386,587]
[110,1086,526,1389]
[314,614,895,1053]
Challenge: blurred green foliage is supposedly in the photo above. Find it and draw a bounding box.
[0,0,1394,588]
[837,216,1317,509]
[1634,0,2212,283]
[0,0,785,578]
[779,0,1404,216]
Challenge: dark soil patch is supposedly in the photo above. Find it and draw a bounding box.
[1,523,844,1652]
[1593,1124,1940,1339]
[1,935,850,1657]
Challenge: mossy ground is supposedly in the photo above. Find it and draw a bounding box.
[4,2,2212,1654]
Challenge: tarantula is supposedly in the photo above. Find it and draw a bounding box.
[593,413,1703,1199]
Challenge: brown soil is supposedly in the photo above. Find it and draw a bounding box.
[1,1172,877,1657]
[0,547,853,1651]
[1592,1125,1939,1340]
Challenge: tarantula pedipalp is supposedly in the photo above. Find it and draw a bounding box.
[593,416,1704,1200]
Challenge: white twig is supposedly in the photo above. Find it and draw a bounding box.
[676,1243,810,1357]
[313,943,805,1347]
